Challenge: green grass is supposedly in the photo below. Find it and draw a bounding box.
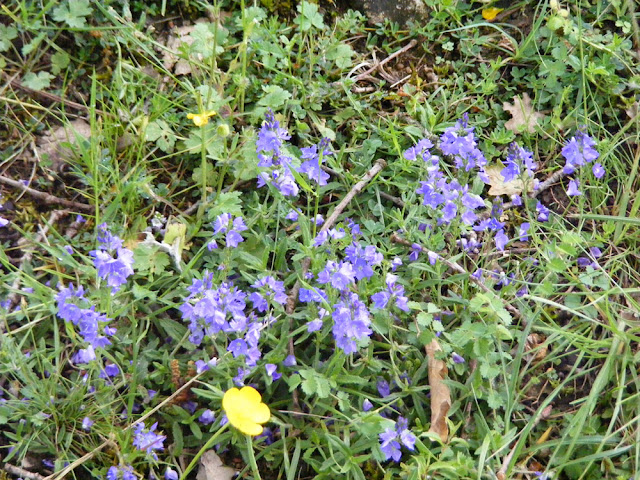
[1,0,640,479]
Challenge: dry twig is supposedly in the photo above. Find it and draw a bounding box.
[0,175,94,213]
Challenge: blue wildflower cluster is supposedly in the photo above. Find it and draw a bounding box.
[378,417,417,462]
[56,284,115,364]
[561,129,602,197]
[106,465,136,480]
[180,272,287,378]
[90,223,134,292]
[406,121,602,253]
[132,421,166,460]
[208,213,248,250]
[256,110,332,196]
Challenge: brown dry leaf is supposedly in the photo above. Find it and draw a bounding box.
[36,119,92,171]
[503,93,544,134]
[162,24,197,75]
[196,450,235,480]
[425,338,451,442]
[484,164,528,196]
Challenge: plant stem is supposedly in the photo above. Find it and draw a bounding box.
[246,434,262,480]
[179,423,229,480]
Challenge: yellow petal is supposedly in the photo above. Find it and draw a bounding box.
[249,402,271,424]
[223,386,271,436]
[482,7,503,20]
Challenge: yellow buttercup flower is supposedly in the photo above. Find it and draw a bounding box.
[187,110,216,127]
[482,7,504,21]
[222,386,270,436]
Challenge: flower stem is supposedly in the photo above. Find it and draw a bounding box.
[246,434,262,480]
[179,422,229,480]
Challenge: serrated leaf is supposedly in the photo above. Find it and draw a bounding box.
[22,71,54,91]
[257,85,291,108]
[52,0,92,28]
[145,120,176,153]
[51,51,70,75]
[295,1,325,31]
[0,25,18,52]
[327,44,354,69]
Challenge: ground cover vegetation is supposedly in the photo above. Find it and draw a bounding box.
[0,0,639,478]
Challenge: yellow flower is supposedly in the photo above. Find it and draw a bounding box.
[222,386,270,436]
[187,110,216,127]
[482,7,504,21]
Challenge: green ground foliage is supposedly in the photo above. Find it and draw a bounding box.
[1,0,640,479]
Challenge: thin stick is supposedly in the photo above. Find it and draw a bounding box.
[0,175,94,212]
[1,72,113,118]
[284,159,387,410]
[352,40,417,82]
[285,159,387,314]
[4,464,46,480]
[390,233,524,322]
[45,373,204,480]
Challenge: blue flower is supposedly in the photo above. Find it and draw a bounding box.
[344,242,382,280]
[403,138,434,162]
[298,138,331,186]
[562,130,599,174]
[495,229,508,251]
[317,260,356,291]
[56,284,114,357]
[378,416,417,462]
[370,274,410,312]
[592,162,605,179]
[212,214,248,248]
[199,409,215,425]
[536,201,550,222]
[132,422,166,460]
[332,291,371,354]
[501,143,536,182]
[107,465,136,480]
[567,179,581,196]
[249,276,287,312]
[90,224,134,292]
[165,468,179,480]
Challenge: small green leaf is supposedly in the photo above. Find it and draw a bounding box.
[145,120,176,153]
[257,85,292,108]
[51,51,71,75]
[22,71,54,91]
[327,44,354,69]
[52,0,92,28]
[295,1,325,31]
[0,25,18,52]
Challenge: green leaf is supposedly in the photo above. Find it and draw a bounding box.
[51,51,71,75]
[300,369,331,399]
[22,32,46,56]
[158,317,188,342]
[257,85,292,108]
[548,257,567,273]
[172,421,184,455]
[0,25,18,53]
[52,0,92,28]
[327,44,354,69]
[22,71,54,91]
[295,1,325,31]
[145,120,176,153]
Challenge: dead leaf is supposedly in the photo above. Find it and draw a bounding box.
[485,164,529,196]
[36,119,92,172]
[196,450,235,480]
[503,93,544,134]
[425,338,451,442]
